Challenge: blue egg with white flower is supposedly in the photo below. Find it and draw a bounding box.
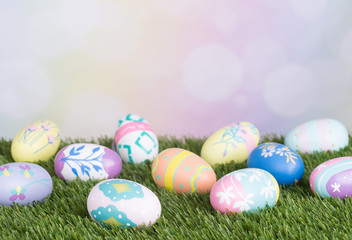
[247,142,304,186]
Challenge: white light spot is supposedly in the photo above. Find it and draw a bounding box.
[242,38,287,76]
[61,90,126,138]
[108,208,111,212]
[82,3,141,64]
[183,44,243,102]
[152,0,197,17]
[94,215,96,218]
[26,11,71,59]
[108,191,111,193]
[118,214,122,219]
[263,65,318,117]
[98,211,101,215]
[0,59,52,119]
[136,191,140,194]
[56,0,101,49]
[290,0,328,19]
[113,197,117,200]
[123,195,127,198]
[212,7,237,32]
[127,223,130,226]
[340,30,352,65]
[309,58,352,110]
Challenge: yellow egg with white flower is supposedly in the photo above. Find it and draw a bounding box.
[11,120,61,163]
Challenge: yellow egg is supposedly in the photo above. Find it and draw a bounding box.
[201,121,260,166]
[11,120,61,163]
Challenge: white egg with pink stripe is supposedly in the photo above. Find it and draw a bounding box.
[285,119,349,154]
[201,121,260,166]
[114,121,159,164]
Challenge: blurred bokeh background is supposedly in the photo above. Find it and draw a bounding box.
[1,0,352,140]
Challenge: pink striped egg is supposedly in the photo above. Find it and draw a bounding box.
[285,119,349,154]
[114,121,159,164]
[310,157,352,199]
[201,122,260,166]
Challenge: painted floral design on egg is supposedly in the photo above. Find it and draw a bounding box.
[0,162,53,206]
[201,121,260,166]
[247,142,305,186]
[55,143,122,181]
[11,120,61,163]
[210,168,279,214]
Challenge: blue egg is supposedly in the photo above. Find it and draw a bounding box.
[247,142,304,186]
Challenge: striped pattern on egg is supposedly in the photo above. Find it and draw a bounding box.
[310,157,352,199]
[151,148,217,194]
[285,118,349,153]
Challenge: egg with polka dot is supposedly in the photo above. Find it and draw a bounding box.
[247,142,305,186]
[310,157,352,199]
[151,148,217,194]
[87,179,161,228]
[285,118,349,154]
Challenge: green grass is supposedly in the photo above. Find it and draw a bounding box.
[1,135,352,240]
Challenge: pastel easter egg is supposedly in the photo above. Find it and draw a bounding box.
[310,156,352,199]
[114,121,159,164]
[151,148,217,194]
[0,162,53,206]
[11,120,61,163]
[247,142,305,186]
[201,122,260,166]
[210,168,279,214]
[116,113,149,129]
[54,143,122,181]
[112,113,150,151]
[87,179,161,228]
[285,118,349,154]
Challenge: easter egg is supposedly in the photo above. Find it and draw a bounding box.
[54,143,122,181]
[0,162,53,206]
[310,156,352,199]
[87,179,161,228]
[247,142,305,186]
[114,121,159,164]
[285,118,349,154]
[151,148,217,194]
[112,113,150,151]
[210,168,279,214]
[201,122,260,166]
[116,113,149,129]
[11,120,61,163]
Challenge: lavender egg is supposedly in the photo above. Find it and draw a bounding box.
[0,162,52,206]
[310,157,352,199]
[54,143,122,181]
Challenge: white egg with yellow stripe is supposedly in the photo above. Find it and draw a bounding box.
[151,148,217,194]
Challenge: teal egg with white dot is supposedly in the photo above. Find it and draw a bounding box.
[87,179,161,228]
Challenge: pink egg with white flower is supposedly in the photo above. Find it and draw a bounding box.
[210,168,279,214]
